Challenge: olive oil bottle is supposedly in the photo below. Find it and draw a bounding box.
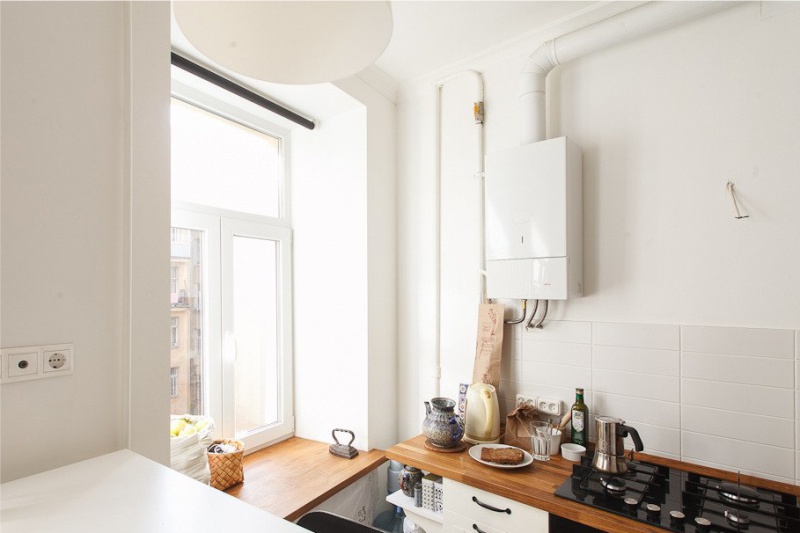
[571,388,589,446]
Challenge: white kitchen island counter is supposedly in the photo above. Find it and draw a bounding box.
[1,449,306,533]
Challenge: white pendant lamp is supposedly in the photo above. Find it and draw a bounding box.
[173,1,393,85]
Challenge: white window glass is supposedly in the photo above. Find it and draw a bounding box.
[170,225,207,418]
[171,98,282,218]
[232,235,279,434]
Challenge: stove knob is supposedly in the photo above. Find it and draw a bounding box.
[669,510,685,527]
[646,503,661,520]
[623,497,638,515]
[694,516,711,533]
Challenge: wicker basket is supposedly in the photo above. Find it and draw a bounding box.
[207,439,245,490]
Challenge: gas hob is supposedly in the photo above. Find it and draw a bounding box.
[554,454,800,532]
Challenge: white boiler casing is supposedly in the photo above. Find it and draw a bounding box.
[484,136,582,300]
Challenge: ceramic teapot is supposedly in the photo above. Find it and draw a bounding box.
[422,397,464,448]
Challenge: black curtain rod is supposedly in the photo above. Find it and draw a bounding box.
[171,52,316,131]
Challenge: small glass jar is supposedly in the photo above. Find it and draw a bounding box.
[399,465,423,497]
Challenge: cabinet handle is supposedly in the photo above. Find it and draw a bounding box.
[472,524,487,533]
[471,496,511,514]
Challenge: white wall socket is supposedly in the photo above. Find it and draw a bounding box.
[43,344,73,373]
[1,343,73,384]
[537,396,563,416]
[8,352,38,378]
[516,393,536,409]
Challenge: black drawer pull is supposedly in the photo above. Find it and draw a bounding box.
[472,496,511,514]
[473,524,487,533]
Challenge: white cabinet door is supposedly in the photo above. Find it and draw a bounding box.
[443,479,548,533]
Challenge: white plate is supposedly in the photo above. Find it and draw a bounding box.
[468,444,533,469]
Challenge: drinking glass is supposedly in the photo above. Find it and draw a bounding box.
[530,421,553,461]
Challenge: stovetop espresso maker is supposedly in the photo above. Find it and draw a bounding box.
[591,416,644,474]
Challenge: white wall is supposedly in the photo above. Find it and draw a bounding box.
[397,2,800,481]
[293,73,398,451]
[292,105,370,449]
[0,2,170,482]
[336,76,398,451]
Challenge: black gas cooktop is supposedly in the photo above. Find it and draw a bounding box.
[554,454,800,532]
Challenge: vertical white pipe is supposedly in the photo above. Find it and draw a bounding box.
[434,85,443,397]
[432,71,485,396]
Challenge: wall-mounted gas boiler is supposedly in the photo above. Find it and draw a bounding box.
[484,136,582,301]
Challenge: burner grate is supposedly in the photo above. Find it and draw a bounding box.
[555,454,800,533]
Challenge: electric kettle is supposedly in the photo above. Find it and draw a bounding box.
[591,416,644,474]
[463,383,500,445]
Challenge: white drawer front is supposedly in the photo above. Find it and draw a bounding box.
[443,479,548,533]
[444,510,504,533]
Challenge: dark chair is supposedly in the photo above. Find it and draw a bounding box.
[297,511,387,533]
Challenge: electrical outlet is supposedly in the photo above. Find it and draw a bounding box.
[1,343,74,383]
[8,352,38,378]
[516,394,536,409]
[43,344,73,374]
[537,396,563,416]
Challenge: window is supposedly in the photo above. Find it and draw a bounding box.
[170,90,293,450]
[170,266,178,294]
[170,367,179,398]
[171,317,179,348]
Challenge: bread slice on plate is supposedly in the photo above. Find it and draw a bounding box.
[480,446,524,465]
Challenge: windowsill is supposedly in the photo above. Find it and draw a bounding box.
[224,436,386,521]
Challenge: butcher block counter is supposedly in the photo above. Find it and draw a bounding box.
[385,435,800,533]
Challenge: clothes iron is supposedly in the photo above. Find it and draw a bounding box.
[329,428,359,459]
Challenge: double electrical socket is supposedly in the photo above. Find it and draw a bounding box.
[516,393,563,416]
[1,343,73,384]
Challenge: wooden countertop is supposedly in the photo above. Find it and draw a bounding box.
[385,435,800,533]
[225,437,386,521]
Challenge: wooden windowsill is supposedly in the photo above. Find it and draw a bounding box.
[225,436,386,521]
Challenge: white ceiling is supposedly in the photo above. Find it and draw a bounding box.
[375,1,597,83]
[172,1,607,88]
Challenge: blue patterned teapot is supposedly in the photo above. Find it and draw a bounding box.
[422,397,464,448]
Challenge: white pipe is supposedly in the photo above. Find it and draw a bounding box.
[432,71,486,396]
[434,85,442,397]
[520,1,740,145]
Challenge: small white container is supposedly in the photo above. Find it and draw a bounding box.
[560,443,586,462]
[550,429,562,454]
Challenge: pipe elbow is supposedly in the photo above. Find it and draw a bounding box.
[522,40,559,76]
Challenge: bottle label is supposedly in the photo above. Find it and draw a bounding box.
[573,411,584,432]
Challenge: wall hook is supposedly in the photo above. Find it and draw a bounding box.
[726,182,749,219]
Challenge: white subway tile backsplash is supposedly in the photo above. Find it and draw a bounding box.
[620,421,680,456]
[681,405,794,449]
[593,322,679,350]
[796,451,800,486]
[593,368,679,402]
[521,320,591,344]
[593,392,680,428]
[681,325,794,359]
[681,352,794,388]
[593,345,678,376]
[521,361,591,389]
[682,432,795,482]
[796,391,800,452]
[522,340,591,366]
[682,378,794,418]
[491,320,800,483]
[500,350,522,382]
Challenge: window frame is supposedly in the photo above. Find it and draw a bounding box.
[170,81,294,451]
